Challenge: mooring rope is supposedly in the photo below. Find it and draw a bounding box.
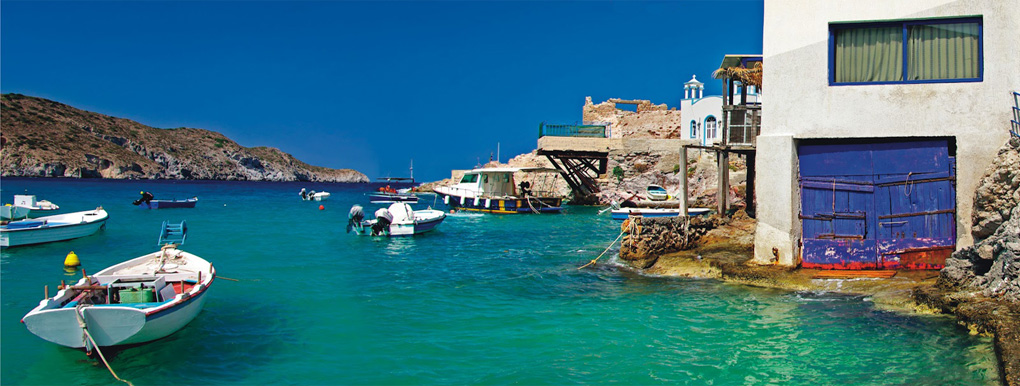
[578,230,626,269]
[524,194,540,214]
[76,303,134,386]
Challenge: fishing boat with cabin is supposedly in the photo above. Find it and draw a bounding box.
[21,221,214,351]
[434,167,564,214]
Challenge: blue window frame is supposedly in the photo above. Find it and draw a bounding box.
[829,16,982,86]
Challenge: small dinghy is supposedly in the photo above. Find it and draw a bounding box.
[646,185,670,201]
[1,208,108,247]
[135,197,198,209]
[22,222,214,351]
[347,203,446,236]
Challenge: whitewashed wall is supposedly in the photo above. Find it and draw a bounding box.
[755,0,1020,266]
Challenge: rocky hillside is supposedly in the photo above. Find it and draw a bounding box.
[0,93,368,182]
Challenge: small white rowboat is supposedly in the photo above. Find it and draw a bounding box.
[22,247,215,350]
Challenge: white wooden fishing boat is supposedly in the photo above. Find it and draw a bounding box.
[1,208,108,247]
[22,246,215,350]
[1,204,32,221]
[347,203,446,236]
[646,185,670,201]
[14,194,59,211]
[610,207,711,220]
[434,167,564,214]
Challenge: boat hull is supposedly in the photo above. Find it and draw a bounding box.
[369,193,419,204]
[22,249,214,349]
[436,192,562,214]
[0,209,108,247]
[22,288,211,348]
[610,208,710,221]
[355,210,446,236]
[137,197,198,209]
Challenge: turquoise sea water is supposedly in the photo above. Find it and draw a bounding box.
[0,178,999,385]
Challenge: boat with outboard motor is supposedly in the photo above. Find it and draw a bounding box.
[135,197,199,209]
[299,188,331,201]
[21,223,214,351]
[433,167,564,214]
[1,208,108,247]
[347,203,446,236]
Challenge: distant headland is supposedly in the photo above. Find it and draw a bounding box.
[0,93,368,182]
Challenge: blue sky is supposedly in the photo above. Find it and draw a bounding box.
[1,1,763,182]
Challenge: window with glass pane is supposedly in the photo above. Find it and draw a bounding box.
[831,17,981,85]
[833,26,903,83]
[907,22,980,80]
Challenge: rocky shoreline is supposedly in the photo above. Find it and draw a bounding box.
[0,94,368,182]
[615,212,1018,385]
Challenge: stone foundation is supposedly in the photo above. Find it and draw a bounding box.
[618,215,721,269]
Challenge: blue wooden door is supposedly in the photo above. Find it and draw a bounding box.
[799,140,955,269]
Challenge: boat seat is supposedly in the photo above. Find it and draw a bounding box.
[90,302,169,309]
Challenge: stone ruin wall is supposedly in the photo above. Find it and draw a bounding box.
[583,97,684,139]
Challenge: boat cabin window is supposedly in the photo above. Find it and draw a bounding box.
[483,175,489,183]
[460,174,478,183]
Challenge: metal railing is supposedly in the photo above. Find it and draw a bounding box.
[1011,91,1019,138]
[539,122,608,138]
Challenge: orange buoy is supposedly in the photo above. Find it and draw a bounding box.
[319,205,325,210]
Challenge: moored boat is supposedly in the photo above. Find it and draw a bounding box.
[13,194,60,211]
[646,185,670,201]
[368,191,419,204]
[347,203,446,236]
[299,189,330,201]
[1,204,32,221]
[433,167,564,214]
[1,208,108,247]
[610,207,711,220]
[136,197,199,209]
[21,246,215,350]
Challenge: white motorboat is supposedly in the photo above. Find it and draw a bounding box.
[347,203,446,236]
[1,208,108,247]
[22,246,215,350]
[13,194,59,211]
[299,189,330,201]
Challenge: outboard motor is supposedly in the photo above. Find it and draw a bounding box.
[372,208,393,236]
[346,205,365,233]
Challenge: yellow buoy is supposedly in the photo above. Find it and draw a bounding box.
[64,251,80,267]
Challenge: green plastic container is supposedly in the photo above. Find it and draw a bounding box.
[119,287,155,303]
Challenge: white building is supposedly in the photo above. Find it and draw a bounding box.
[681,73,761,147]
[754,0,1020,268]
[680,75,722,146]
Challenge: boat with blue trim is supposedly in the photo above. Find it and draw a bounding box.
[21,245,215,350]
[1,208,108,247]
[434,167,564,214]
[135,196,199,209]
